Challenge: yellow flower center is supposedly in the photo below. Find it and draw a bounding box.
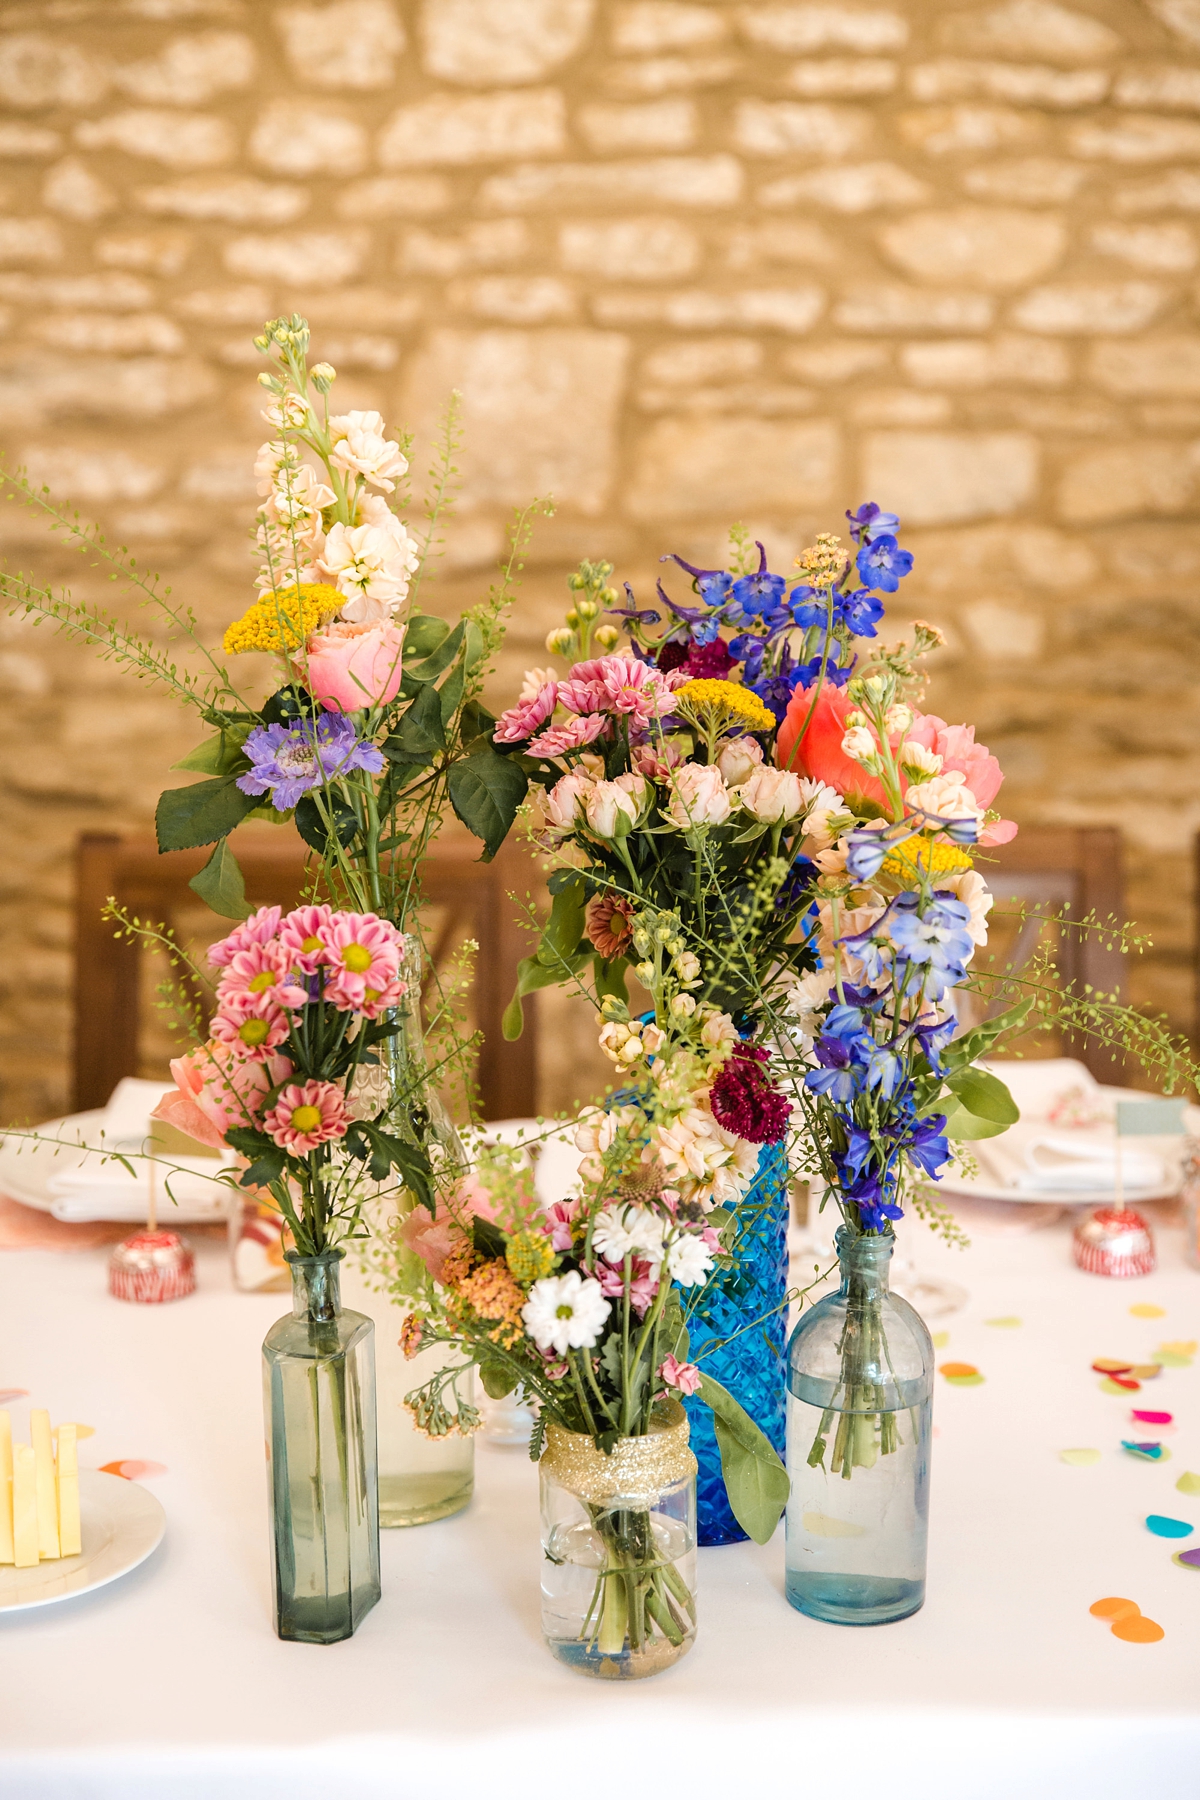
[341,943,372,973]
[238,1018,270,1045]
[247,970,276,992]
[290,1105,322,1132]
[301,935,321,953]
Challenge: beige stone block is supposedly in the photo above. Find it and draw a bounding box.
[1091,222,1197,272]
[1000,395,1122,434]
[31,313,185,355]
[136,177,309,224]
[784,339,889,379]
[638,382,815,413]
[851,389,951,424]
[0,125,61,159]
[908,58,1107,106]
[1069,116,1200,161]
[909,520,1097,588]
[250,102,367,177]
[293,289,421,329]
[788,58,897,96]
[479,155,743,209]
[862,430,1037,523]
[22,447,165,503]
[1140,400,1200,429]
[0,652,49,698]
[0,273,151,309]
[578,99,696,150]
[0,34,110,110]
[726,220,836,266]
[379,90,566,166]
[738,7,908,53]
[76,110,234,169]
[898,104,1043,155]
[403,327,628,513]
[337,176,452,218]
[627,415,839,516]
[276,0,407,89]
[759,160,928,210]
[113,31,257,105]
[0,219,62,264]
[174,284,272,322]
[642,336,762,383]
[0,351,216,423]
[1114,66,1200,111]
[309,334,400,371]
[1147,0,1200,47]
[960,157,1087,203]
[1115,170,1200,213]
[96,232,192,278]
[223,230,366,287]
[402,220,529,275]
[593,285,825,331]
[422,0,592,83]
[602,54,740,93]
[879,207,1065,289]
[559,218,698,278]
[901,333,1069,387]
[936,0,1121,64]
[1011,280,1164,333]
[835,285,994,331]
[42,158,114,223]
[962,597,1045,660]
[451,275,576,322]
[1057,442,1195,522]
[1089,335,1200,395]
[179,451,260,502]
[613,5,728,52]
[733,100,871,158]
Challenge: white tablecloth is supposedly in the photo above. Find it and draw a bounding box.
[2,1212,1199,1800]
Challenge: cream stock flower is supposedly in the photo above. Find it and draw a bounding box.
[327,409,408,491]
[898,740,943,780]
[905,770,984,829]
[841,725,880,769]
[320,520,414,617]
[665,762,732,829]
[519,666,557,702]
[937,866,994,947]
[783,968,835,1046]
[598,1019,645,1065]
[700,1010,737,1053]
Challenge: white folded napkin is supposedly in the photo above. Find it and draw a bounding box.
[1016,1133,1166,1194]
[43,1076,233,1221]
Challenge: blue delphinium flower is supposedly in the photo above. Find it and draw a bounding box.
[731,568,787,617]
[236,713,384,811]
[846,502,901,545]
[884,891,974,999]
[856,534,914,593]
[839,586,885,637]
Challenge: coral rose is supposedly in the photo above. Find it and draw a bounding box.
[151,1043,291,1150]
[400,1173,501,1282]
[306,618,406,713]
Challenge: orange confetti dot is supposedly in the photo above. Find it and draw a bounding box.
[1092,1359,1133,1375]
[1090,1596,1140,1621]
[1112,1614,1165,1644]
[100,1459,166,1481]
[939,1362,978,1379]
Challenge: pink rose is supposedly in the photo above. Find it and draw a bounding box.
[151,1043,290,1150]
[665,762,732,829]
[305,619,406,713]
[400,1173,501,1283]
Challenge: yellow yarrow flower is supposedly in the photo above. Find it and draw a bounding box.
[673,678,775,736]
[504,1229,556,1285]
[881,839,973,888]
[222,584,344,655]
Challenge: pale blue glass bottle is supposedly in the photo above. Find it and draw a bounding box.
[785,1228,933,1626]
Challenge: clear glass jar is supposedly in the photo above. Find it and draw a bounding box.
[1181,1138,1200,1271]
[262,1250,381,1643]
[540,1399,697,1680]
[785,1227,933,1627]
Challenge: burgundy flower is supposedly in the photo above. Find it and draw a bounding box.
[710,1045,792,1145]
[656,639,688,674]
[683,638,734,680]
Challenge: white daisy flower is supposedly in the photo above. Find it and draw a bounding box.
[522,1271,611,1356]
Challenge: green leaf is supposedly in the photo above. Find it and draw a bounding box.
[472,1216,507,1261]
[405,619,464,686]
[155,776,258,852]
[698,1373,790,1545]
[538,876,586,969]
[943,997,1034,1070]
[224,1126,286,1190]
[188,839,254,920]
[403,614,451,660]
[479,1361,516,1400]
[447,746,528,860]
[437,653,467,729]
[294,790,359,854]
[382,683,445,762]
[171,730,248,776]
[593,953,629,1008]
[502,950,590,1039]
[941,1099,1013,1141]
[945,1066,1019,1125]
[459,699,496,745]
[462,619,486,672]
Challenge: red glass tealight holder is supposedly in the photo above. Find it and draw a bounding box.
[1073,1207,1156,1279]
[108,1229,196,1303]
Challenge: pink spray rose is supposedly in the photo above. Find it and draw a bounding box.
[659,1354,702,1396]
[151,1043,291,1149]
[400,1172,502,1282]
[306,618,406,713]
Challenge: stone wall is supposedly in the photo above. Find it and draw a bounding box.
[0,0,1198,1122]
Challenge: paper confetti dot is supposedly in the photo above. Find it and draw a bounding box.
[1112,1614,1165,1643]
[1146,1515,1193,1539]
[0,1388,29,1405]
[1090,1596,1140,1621]
[1101,1377,1140,1396]
[1122,1441,1170,1462]
[99,1459,166,1481]
[1172,1548,1200,1571]
[1161,1341,1197,1355]
[1132,1410,1172,1426]
[1176,1472,1200,1496]
[931,1331,950,1348]
[1130,1364,1162,1381]
[1130,1304,1166,1319]
[939,1362,979,1379]
[1060,1448,1102,1466]
[1156,1353,1193,1368]
[52,1422,95,1441]
[985,1316,1021,1328]
[1093,1359,1134,1375]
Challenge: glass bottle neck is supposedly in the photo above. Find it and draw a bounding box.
[288,1250,343,1323]
[835,1227,894,1303]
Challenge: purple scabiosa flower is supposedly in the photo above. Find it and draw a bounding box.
[856,534,914,593]
[846,502,901,546]
[710,1045,792,1145]
[236,713,383,811]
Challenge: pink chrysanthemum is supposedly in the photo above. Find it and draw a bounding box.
[527,712,611,757]
[598,654,682,722]
[494,679,558,744]
[556,657,610,715]
[595,1254,659,1317]
[543,1199,579,1252]
[278,904,335,974]
[585,893,635,960]
[216,942,306,1008]
[210,990,292,1062]
[317,911,404,1010]
[263,1079,350,1154]
[710,1045,792,1146]
[208,905,282,968]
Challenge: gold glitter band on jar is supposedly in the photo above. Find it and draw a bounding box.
[541,1399,697,1505]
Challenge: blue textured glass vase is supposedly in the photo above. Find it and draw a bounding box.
[682,1140,790,1545]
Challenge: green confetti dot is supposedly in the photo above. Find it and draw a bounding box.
[984,1316,1022,1328]
[1177,1472,1200,1496]
[944,1373,986,1387]
[1060,1448,1102,1466]
[932,1331,950,1349]
[1157,1353,1193,1369]
[1100,1377,1136,1396]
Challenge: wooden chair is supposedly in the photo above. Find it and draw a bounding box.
[980,824,1125,1080]
[73,829,539,1120]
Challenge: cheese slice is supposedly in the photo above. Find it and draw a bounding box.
[12,1444,38,1568]
[55,1422,80,1557]
[0,1411,12,1565]
[29,1409,59,1559]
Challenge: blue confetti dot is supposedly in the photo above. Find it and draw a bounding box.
[1147,1514,1194,1539]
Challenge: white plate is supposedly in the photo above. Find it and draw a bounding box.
[934,1174,1175,1207]
[0,1110,230,1225]
[0,1470,165,1612]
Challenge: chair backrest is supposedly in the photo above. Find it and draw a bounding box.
[73,830,539,1121]
[981,824,1124,1079]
